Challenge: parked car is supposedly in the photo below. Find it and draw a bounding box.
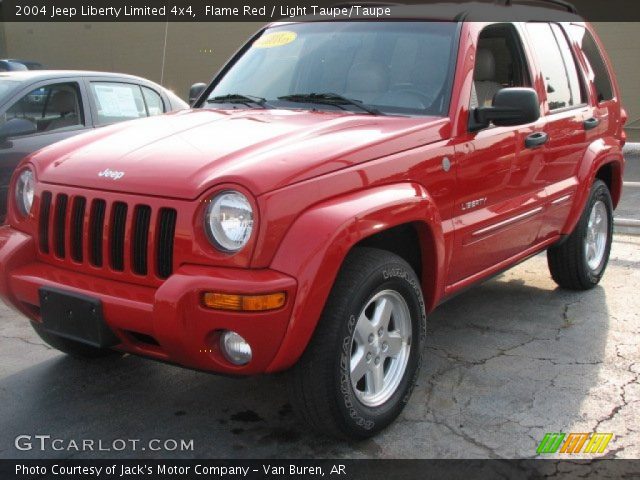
[0,60,28,72]
[0,59,44,71]
[0,4,626,439]
[0,71,188,222]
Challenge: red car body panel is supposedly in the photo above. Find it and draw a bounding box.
[0,20,625,375]
[31,109,447,200]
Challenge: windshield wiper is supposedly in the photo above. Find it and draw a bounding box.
[207,93,268,108]
[278,93,383,115]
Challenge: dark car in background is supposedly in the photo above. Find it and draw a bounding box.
[0,60,44,71]
[0,70,188,222]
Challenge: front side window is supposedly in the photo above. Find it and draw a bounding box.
[470,23,531,109]
[2,82,83,135]
[204,22,459,116]
[527,23,585,111]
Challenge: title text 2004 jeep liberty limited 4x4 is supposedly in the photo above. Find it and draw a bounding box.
[0,4,626,438]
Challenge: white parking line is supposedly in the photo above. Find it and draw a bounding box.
[624,181,640,188]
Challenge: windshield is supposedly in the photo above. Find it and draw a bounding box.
[0,80,21,103]
[204,21,459,116]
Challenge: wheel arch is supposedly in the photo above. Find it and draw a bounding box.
[354,221,439,311]
[562,138,624,235]
[266,182,445,372]
[594,161,623,208]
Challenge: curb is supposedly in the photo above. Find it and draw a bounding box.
[614,218,640,236]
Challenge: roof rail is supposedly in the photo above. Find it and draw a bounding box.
[328,1,580,17]
[503,0,578,14]
[331,2,405,7]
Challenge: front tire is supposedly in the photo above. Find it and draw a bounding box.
[547,179,614,290]
[288,247,426,439]
[31,321,122,359]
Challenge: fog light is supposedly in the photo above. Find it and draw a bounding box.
[220,331,252,365]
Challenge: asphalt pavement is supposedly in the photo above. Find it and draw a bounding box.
[1,236,638,460]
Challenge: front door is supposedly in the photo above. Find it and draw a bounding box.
[447,23,547,286]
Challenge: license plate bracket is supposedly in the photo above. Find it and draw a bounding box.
[39,287,119,348]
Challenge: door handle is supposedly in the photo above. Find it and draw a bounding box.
[583,117,600,131]
[525,132,548,149]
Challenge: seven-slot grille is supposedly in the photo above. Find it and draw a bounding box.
[38,192,177,279]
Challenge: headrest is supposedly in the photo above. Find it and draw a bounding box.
[474,48,496,82]
[49,90,76,114]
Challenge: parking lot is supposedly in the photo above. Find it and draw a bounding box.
[0,229,638,459]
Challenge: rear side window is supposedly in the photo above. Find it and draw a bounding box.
[526,22,585,111]
[569,25,614,102]
[141,87,165,116]
[90,82,147,126]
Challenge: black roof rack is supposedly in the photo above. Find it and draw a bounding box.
[503,0,578,14]
[319,1,581,21]
[331,2,405,7]
[333,1,578,14]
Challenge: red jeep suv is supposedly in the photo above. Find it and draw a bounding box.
[0,8,626,438]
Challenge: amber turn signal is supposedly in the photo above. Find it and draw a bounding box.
[202,292,286,311]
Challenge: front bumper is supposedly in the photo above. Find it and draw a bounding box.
[0,226,297,375]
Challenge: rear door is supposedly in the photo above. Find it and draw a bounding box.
[523,22,596,240]
[84,78,168,128]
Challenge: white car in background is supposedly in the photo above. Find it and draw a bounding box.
[0,70,188,222]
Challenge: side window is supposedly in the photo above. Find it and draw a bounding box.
[526,23,585,111]
[3,82,83,135]
[569,25,614,102]
[90,82,147,126]
[550,24,587,107]
[141,87,165,116]
[470,24,531,109]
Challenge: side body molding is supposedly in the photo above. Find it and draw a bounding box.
[266,182,446,372]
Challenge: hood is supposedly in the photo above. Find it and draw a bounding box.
[30,108,450,199]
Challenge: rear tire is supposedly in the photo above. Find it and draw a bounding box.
[547,179,613,290]
[288,247,426,439]
[31,321,122,359]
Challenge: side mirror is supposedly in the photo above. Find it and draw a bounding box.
[189,83,207,106]
[471,87,540,131]
[0,118,37,142]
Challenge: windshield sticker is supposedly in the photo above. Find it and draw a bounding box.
[253,31,297,49]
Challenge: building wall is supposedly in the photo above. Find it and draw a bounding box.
[0,22,7,57]
[2,22,261,100]
[2,22,639,140]
[593,23,640,142]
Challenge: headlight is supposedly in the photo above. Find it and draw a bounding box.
[15,169,35,216]
[205,191,254,252]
